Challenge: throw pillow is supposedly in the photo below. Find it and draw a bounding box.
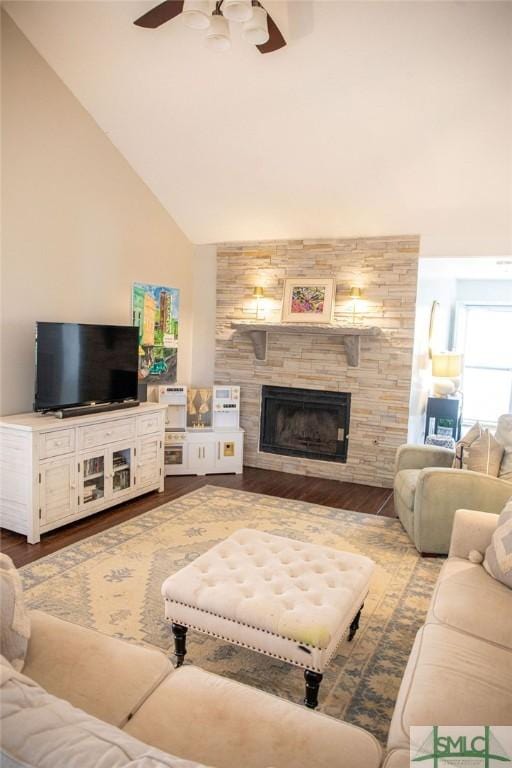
[496,414,512,483]
[0,554,30,671]
[484,498,512,589]
[453,421,482,469]
[464,429,504,477]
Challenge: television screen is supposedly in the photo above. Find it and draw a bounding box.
[34,322,139,412]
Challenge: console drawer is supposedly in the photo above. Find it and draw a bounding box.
[137,411,164,436]
[78,418,135,450]
[39,429,75,459]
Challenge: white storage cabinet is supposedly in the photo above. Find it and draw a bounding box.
[0,403,166,544]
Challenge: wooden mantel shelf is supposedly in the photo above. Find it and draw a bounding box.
[230,321,380,367]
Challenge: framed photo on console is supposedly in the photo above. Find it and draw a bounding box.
[281,277,336,323]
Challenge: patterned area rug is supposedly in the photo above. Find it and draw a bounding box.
[21,486,442,744]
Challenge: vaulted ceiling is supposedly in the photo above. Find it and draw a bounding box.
[4,1,512,254]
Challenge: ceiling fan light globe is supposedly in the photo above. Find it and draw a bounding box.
[222,0,253,22]
[182,0,210,29]
[242,6,269,44]
[205,14,231,50]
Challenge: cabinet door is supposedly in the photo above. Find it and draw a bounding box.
[40,457,77,525]
[79,450,107,509]
[137,435,162,488]
[215,434,243,473]
[110,442,135,500]
[188,442,214,475]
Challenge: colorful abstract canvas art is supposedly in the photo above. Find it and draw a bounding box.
[291,285,326,314]
[132,283,180,383]
[282,278,336,323]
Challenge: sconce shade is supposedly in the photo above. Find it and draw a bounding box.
[253,286,265,298]
[349,287,362,299]
[432,353,462,378]
[243,5,269,44]
[223,0,253,22]
[206,13,231,50]
[182,0,211,29]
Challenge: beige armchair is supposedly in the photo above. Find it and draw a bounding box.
[393,444,511,554]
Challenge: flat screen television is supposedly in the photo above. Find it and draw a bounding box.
[34,322,139,412]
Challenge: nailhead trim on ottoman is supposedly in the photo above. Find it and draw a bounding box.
[161,528,374,673]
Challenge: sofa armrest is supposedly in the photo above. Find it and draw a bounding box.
[414,469,510,554]
[395,444,454,474]
[23,610,173,727]
[448,508,500,559]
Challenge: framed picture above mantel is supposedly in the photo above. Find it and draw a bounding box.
[281,277,336,323]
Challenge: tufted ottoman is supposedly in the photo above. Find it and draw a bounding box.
[161,528,374,708]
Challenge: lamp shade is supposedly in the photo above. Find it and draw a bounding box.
[182,0,211,30]
[242,5,269,44]
[253,286,265,298]
[206,13,231,50]
[349,287,362,299]
[432,353,462,378]
[222,0,253,22]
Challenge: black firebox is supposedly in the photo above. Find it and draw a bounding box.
[259,386,351,463]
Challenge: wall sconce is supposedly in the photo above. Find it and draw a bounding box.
[349,286,362,324]
[253,286,266,320]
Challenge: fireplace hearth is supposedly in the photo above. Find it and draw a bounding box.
[259,386,350,463]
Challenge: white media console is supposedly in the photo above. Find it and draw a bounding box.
[0,402,167,544]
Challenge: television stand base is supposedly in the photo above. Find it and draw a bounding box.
[53,400,140,419]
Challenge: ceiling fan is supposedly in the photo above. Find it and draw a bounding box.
[134,0,286,53]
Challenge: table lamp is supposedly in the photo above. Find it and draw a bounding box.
[431,352,463,397]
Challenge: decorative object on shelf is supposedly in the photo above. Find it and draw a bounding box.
[431,352,463,397]
[133,0,286,54]
[428,300,440,359]
[230,321,379,367]
[132,283,180,384]
[424,395,462,442]
[425,433,456,450]
[349,286,363,324]
[281,277,336,324]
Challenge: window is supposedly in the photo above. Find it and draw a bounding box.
[455,305,512,425]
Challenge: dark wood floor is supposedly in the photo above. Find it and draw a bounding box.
[0,467,395,568]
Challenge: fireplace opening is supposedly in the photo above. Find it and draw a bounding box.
[259,386,350,463]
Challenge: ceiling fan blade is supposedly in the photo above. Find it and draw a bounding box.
[257,9,286,54]
[134,0,184,28]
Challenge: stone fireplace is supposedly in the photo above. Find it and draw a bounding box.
[260,386,350,463]
[215,235,419,488]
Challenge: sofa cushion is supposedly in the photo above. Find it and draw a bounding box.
[23,611,173,727]
[387,623,512,752]
[0,555,30,671]
[484,497,512,589]
[394,469,420,510]
[427,557,512,649]
[0,655,210,768]
[381,750,410,768]
[125,665,382,768]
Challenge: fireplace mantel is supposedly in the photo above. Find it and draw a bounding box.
[230,321,380,367]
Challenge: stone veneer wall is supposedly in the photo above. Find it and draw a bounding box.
[215,236,420,488]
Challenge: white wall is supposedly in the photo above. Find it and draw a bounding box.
[190,244,217,386]
[1,13,194,415]
[455,280,512,305]
[407,264,457,442]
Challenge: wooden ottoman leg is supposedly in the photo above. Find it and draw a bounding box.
[304,670,323,709]
[171,622,188,667]
[348,603,364,642]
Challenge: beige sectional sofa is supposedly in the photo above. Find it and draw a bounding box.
[2,508,511,767]
[1,608,382,768]
[383,508,512,767]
